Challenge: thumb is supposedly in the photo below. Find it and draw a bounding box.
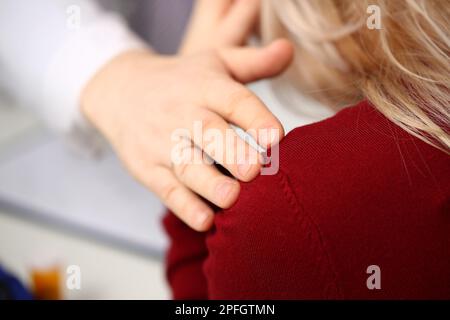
[218,39,294,83]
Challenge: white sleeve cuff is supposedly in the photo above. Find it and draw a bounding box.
[43,12,148,154]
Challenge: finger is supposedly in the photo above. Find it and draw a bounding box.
[189,109,262,181]
[219,38,294,83]
[149,165,214,232]
[219,0,261,45]
[173,147,240,209]
[194,0,234,21]
[204,80,284,148]
[181,0,236,54]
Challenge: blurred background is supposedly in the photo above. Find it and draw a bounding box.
[0,0,329,299]
[0,0,196,300]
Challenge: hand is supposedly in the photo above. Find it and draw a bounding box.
[81,3,293,232]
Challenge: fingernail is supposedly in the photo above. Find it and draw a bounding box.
[238,162,251,178]
[259,132,272,149]
[196,210,210,229]
[259,127,279,148]
[216,181,234,203]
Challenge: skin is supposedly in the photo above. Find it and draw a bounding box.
[81,0,294,231]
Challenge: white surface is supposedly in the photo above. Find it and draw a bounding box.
[0,105,38,147]
[0,104,169,299]
[0,212,169,299]
[0,130,167,255]
[0,96,167,255]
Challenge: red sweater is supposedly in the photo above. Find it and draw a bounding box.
[163,100,450,299]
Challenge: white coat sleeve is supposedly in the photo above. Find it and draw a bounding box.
[0,0,148,152]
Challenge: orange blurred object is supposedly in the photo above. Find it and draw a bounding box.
[31,266,62,300]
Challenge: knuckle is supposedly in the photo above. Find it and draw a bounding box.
[225,89,257,118]
[173,161,190,179]
[200,113,220,131]
[160,183,179,204]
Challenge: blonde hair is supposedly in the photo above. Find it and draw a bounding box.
[261,0,450,152]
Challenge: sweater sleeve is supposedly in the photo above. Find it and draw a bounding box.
[203,169,341,299]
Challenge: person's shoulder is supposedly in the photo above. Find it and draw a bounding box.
[206,100,450,299]
[277,99,448,186]
[275,99,449,226]
[232,100,448,215]
[279,100,420,166]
